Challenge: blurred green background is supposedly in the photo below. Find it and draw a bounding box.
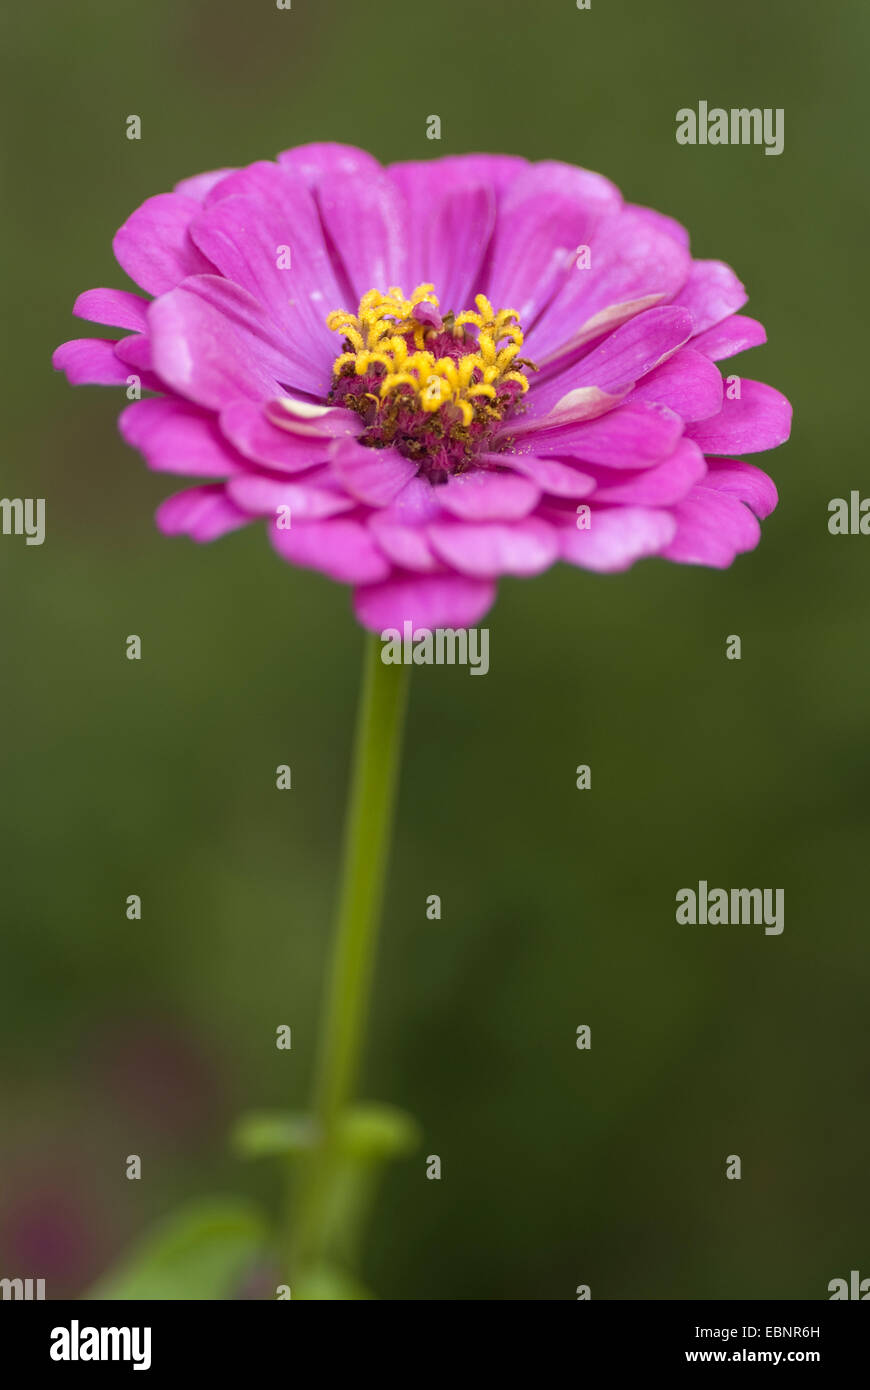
[2,0,867,1299]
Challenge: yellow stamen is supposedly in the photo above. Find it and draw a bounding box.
[327,283,530,426]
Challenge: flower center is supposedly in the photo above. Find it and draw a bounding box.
[326,284,531,481]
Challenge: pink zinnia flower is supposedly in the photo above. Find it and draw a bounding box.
[53,143,791,631]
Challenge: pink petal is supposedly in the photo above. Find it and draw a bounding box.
[113,193,215,296]
[264,397,362,438]
[372,474,444,525]
[625,347,724,422]
[114,333,154,373]
[511,386,626,436]
[226,471,355,520]
[277,143,384,188]
[219,400,340,473]
[74,288,150,333]
[702,459,778,519]
[409,153,528,203]
[147,279,284,408]
[269,517,391,584]
[188,165,340,392]
[330,438,418,506]
[527,306,694,418]
[120,397,245,477]
[536,294,670,369]
[364,478,444,574]
[354,572,497,632]
[427,517,558,577]
[491,452,597,498]
[156,484,251,541]
[436,468,540,520]
[173,167,237,202]
[686,380,792,455]
[558,505,677,571]
[692,315,767,361]
[559,305,692,389]
[661,486,762,567]
[673,260,747,335]
[486,161,623,327]
[625,203,690,248]
[314,168,408,302]
[528,207,692,364]
[388,162,495,311]
[52,338,135,386]
[367,517,439,572]
[518,401,684,470]
[590,439,707,506]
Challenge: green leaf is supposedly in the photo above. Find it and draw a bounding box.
[232,1102,420,1163]
[86,1198,267,1301]
[232,1110,316,1160]
[337,1103,421,1161]
[292,1264,374,1300]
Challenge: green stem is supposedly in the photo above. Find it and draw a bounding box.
[291,633,410,1284]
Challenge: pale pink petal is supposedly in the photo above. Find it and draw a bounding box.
[419,154,528,202]
[74,288,150,333]
[52,338,135,386]
[526,306,693,418]
[113,333,154,373]
[173,167,237,202]
[372,475,444,525]
[528,208,692,363]
[590,439,707,506]
[661,485,762,566]
[330,438,419,506]
[147,280,284,408]
[113,193,215,295]
[491,452,597,498]
[625,347,723,422]
[511,386,626,436]
[156,484,251,541]
[270,517,391,584]
[264,397,363,437]
[436,468,540,520]
[277,143,384,187]
[558,505,677,571]
[314,169,409,302]
[486,161,622,326]
[367,517,440,572]
[219,400,341,473]
[686,380,792,455]
[157,274,310,393]
[188,164,341,386]
[388,162,495,311]
[120,398,245,477]
[427,517,558,577]
[354,572,497,632]
[702,459,778,519]
[226,471,355,519]
[692,315,766,361]
[625,203,690,247]
[673,260,747,335]
[517,401,684,470]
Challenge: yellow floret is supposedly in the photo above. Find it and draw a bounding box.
[327,283,530,425]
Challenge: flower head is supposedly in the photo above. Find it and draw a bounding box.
[54,144,791,631]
